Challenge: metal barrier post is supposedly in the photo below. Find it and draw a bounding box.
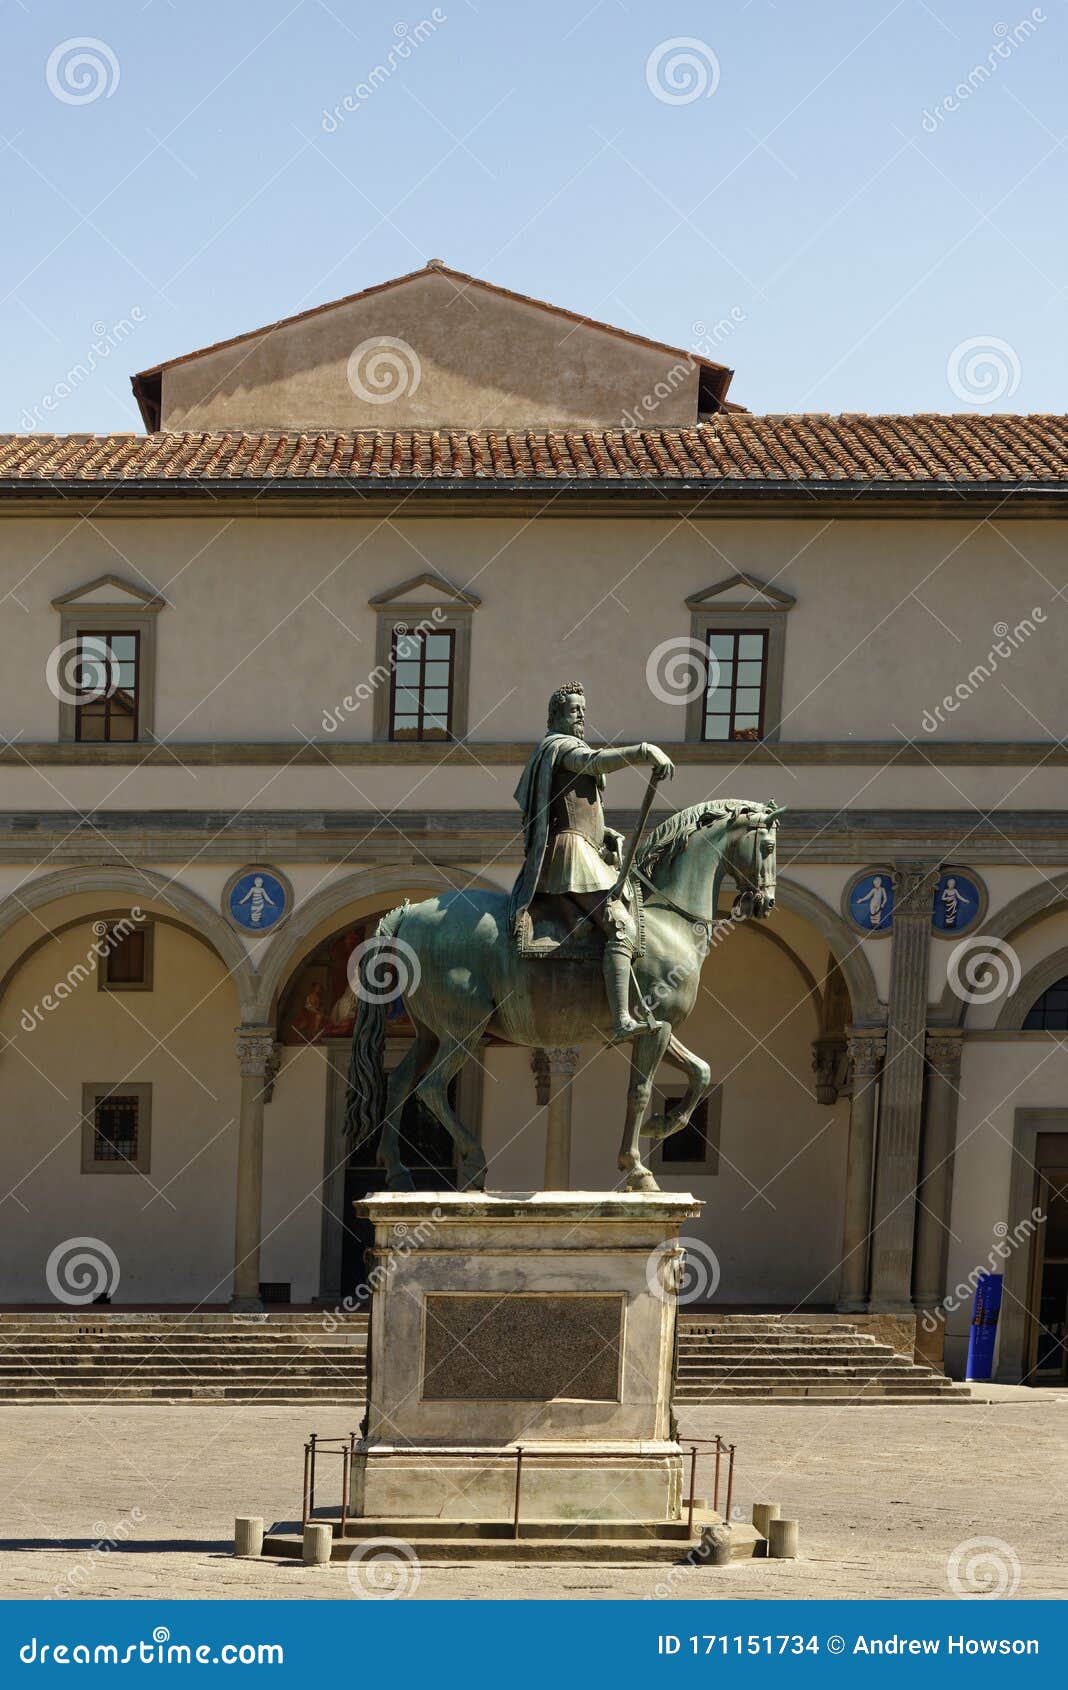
[512,1447,524,1540]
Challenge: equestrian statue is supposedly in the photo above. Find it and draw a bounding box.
[346,681,782,1192]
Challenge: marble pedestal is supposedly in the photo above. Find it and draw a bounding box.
[351,1189,702,1525]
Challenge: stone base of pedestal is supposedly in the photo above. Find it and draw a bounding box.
[351,1189,702,1535]
[352,1442,683,1524]
[261,1507,767,1564]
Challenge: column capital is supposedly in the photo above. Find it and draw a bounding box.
[848,1032,887,1078]
[235,1025,280,1084]
[890,861,941,918]
[531,1046,579,1105]
[546,1045,580,1076]
[925,1029,963,1078]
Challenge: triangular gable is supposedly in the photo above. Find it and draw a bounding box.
[131,262,737,433]
[51,574,166,612]
[686,572,795,612]
[369,572,481,612]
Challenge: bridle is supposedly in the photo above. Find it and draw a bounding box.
[635,814,778,929]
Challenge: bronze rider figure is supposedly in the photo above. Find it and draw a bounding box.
[508,682,675,1040]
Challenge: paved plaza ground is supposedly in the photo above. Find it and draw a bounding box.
[0,1390,1065,1602]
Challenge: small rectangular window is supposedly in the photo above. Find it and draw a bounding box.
[93,1094,140,1163]
[99,922,153,991]
[75,630,140,743]
[81,1082,151,1174]
[703,628,767,742]
[389,626,455,741]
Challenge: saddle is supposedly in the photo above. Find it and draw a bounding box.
[514,878,645,961]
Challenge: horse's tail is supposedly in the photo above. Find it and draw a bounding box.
[344,902,409,1151]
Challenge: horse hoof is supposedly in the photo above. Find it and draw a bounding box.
[459,1153,487,1191]
[385,1166,417,1192]
[623,1166,660,1194]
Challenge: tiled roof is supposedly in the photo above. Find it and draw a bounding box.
[2,415,1067,492]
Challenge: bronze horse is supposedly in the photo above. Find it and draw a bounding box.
[346,799,782,1192]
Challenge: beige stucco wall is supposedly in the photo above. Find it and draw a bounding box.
[2,513,1063,769]
[0,922,241,1303]
[157,271,702,430]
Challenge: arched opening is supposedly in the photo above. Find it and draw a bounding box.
[0,883,247,1306]
[273,911,483,1304]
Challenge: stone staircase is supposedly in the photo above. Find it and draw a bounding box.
[675,1313,968,1404]
[0,1313,368,1405]
[0,1310,966,1406]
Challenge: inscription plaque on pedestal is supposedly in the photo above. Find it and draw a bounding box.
[422,1292,623,1402]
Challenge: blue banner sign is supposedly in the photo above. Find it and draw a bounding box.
[965,1271,1003,1380]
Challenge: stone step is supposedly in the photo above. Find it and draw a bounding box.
[681,1346,892,1359]
[0,1384,364,1401]
[0,1311,368,1324]
[0,1308,963,1406]
[675,1383,957,1399]
[0,1348,367,1359]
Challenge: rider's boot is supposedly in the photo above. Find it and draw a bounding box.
[603,937,642,1041]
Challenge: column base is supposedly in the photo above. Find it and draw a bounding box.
[835,1296,869,1314]
[229,1295,264,1312]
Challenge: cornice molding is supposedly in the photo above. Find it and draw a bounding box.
[4,739,1068,767]
[2,808,1068,866]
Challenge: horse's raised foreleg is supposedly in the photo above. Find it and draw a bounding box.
[414,1021,491,1191]
[378,1024,437,1191]
[641,1032,713,1145]
[617,1020,672,1192]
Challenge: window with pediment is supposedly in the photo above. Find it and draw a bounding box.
[368,572,480,743]
[683,573,795,745]
[51,575,165,744]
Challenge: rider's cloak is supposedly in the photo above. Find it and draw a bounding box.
[507,732,605,932]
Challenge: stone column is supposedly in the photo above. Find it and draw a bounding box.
[231,1026,280,1311]
[913,1031,964,1318]
[836,1031,886,1313]
[532,1047,579,1191]
[868,863,939,1313]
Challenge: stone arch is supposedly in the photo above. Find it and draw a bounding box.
[251,864,507,1024]
[996,945,1068,1031]
[773,876,883,1026]
[934,872,1068,1025]
[0,867,257,1016]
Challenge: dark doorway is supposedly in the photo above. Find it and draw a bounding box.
[1030,1167,1068,1381]
[340,1082,458,1301]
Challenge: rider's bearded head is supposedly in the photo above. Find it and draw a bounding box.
[547,682,585,733]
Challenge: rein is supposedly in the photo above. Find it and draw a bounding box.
[634,815,773,928]
[632,865,712,929]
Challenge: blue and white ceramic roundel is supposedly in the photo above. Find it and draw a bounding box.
[848,872,894,933]
[933,870,982,935]
[226,869,289,933]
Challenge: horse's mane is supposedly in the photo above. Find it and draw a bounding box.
[637,799,766,877]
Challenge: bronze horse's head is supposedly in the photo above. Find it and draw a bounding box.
[723,801,784,921]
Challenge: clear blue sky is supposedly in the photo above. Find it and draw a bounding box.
[3,0,1066,431]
